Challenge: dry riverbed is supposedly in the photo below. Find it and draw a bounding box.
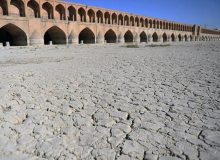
[0,42,220,160]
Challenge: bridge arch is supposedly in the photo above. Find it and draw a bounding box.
[124,30,133,43]
[112,13,117,24]
[10,0,25,17]
[105,29,117,43]
[140,18,144,27]
[68,6,76,21]
[145,18,148,28]
[178,34,182,41]
[0,23,27,46]
[184,34,187,41]
[124,15,129,26]
[44,26,66,45]
[27,0,40,18]
[0,0,8,15]
[56,4,66,20]
[140,31,147,42]
[118,14,123,25]
[104,12,111,24]
[42,2,53,19]
[152,32,158,42]
[135,17,139,27]
[130,16,134,26]
[88,9,95,23]
[79,27,95,44]
[96,10,103,23]
[171,33,175,41]
[78,7,86,22]
[162,33,168,42]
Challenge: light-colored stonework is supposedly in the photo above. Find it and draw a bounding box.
[0,0,220,46]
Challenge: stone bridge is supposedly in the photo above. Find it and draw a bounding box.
[0,0,220,46]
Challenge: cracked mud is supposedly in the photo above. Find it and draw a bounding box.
[0,42,220,160]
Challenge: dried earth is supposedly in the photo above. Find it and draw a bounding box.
[0,42,220,160]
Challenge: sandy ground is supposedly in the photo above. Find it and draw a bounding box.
[0,42,220,160]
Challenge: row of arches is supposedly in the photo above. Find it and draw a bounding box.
[0,0,193,32]
[1,24,219,46]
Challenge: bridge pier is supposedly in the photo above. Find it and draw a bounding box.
[148,35,153,43]
[134,34,140,43]
[158,36,163,43]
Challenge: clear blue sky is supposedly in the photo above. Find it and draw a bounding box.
[66,0,220,29]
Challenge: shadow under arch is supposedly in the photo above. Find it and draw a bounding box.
[162,33,168,42]
[79,27,95,44]
[105,29,117,43]
[124,30,133,43]
[152,32,158,42]
[0,23,27,46]
[44,26,66,45]
[140,31,147,42]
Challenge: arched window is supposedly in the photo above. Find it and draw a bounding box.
[68,6,76,21]
[112,13,117,24]
[56,4,66,20]
[145,18,148,28]
[104,12,110,24]
[140,18,144,27]
[88,9,95,23]
[0,0,8,15]
[10,0,25,17]
[124,15,129,26]
[78,7,86,22]
[135,17,139,27]
[96,10,103,23]
[27,0,40,18]
[130,16,134,26]
[118,14,123,25]
[42,2,53,19]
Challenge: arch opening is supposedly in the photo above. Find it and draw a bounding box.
[171,34,175,42]
[140,31,147,42]
[152,32,158,42]
[97,10,103,23]
[130,17,134,26]
[27,0,40,18]
[135,17,139,27]
[124,30,133,43]
[190,35,193,41]
[149,19,153,28]
[118,14,123,25]
[88,9,95,23]
[68,6,76,21]
[78,7,86,22]
[112,13,117,24]
[10,0,25,17]
[79,28,95,44]
[178,34,182,41]
[0,24,27,46]
[104,12,110,24]
[162,33,168,42]
[140,18,144,27]
[145,19,148,28]
[124,15,129,26]
[0,0,8,15]
[44,26,66,45]
[56,4,66,20]
[105,29,117,43]
[184,35,187,41]
[42,2,53,19]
